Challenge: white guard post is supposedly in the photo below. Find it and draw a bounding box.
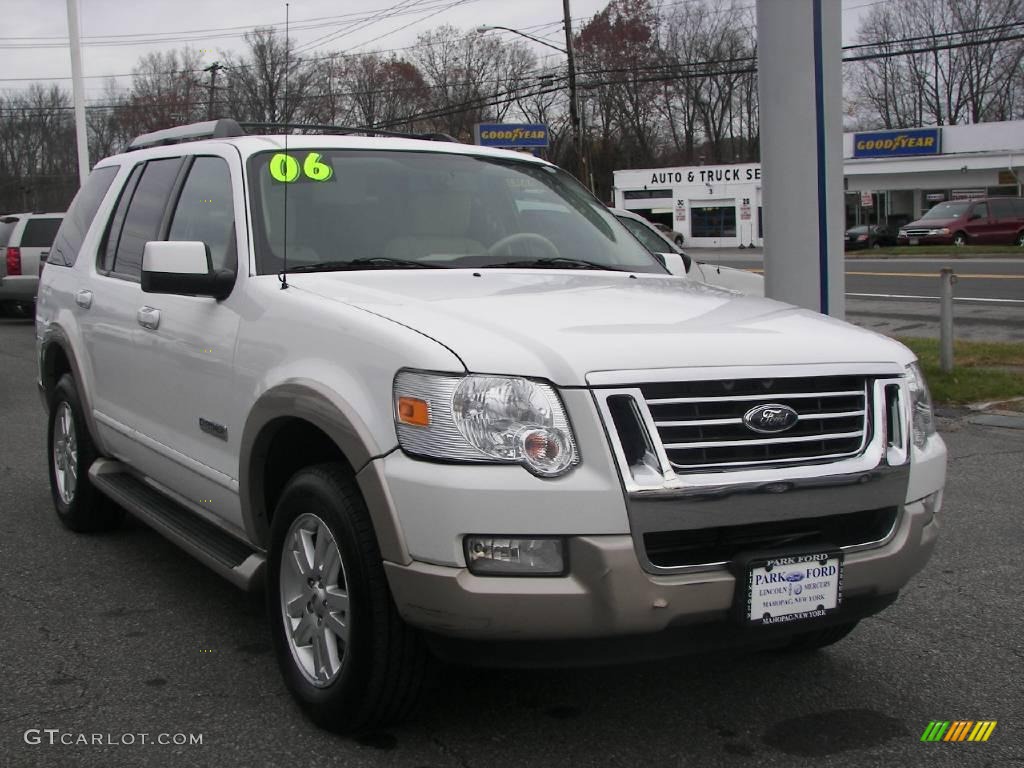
[757,0,845,318]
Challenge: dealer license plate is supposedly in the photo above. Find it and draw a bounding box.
[744,552,842,626]
[909,237,920,245]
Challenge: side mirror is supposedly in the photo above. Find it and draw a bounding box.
[142,241,234,300]
[660,252,690,276]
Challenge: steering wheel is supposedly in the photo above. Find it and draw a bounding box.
[487,232,561,260]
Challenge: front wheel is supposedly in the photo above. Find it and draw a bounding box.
[953,232,968,247]
[47,374,122,532]
[267,463,430,733]
[1015,231,1024,247]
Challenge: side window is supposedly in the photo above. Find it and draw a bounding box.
[990,199,1013,219]
[1013,199,1024,217]
[49,166,118,267]
[110,158,182,280]
[21,218,63,248]
[621,217,670,255]
[100,164,144,273]
[971,202,988,220]
[168,156,236,272]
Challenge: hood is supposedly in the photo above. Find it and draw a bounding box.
[289,270,913,386]
[905,216,958,229]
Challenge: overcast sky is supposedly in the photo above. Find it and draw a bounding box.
[2,0,871,99]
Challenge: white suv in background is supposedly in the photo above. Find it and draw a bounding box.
[36,120,946,734]
[0,212,64,316]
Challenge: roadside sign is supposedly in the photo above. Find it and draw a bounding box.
[860,191,873,207]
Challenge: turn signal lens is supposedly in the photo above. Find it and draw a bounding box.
[397,396,430,427]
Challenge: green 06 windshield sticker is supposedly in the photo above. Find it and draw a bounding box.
[268,152,334,183]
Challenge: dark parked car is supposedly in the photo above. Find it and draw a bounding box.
[844,224,897,250]
[897,197,1024,247]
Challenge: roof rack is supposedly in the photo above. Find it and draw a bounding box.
[238,122,460,143]
[126,119,244,151]
[126,119,461,153]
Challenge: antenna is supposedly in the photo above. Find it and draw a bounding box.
[280,2,290,290]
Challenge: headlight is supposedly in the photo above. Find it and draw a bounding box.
[394,371,578,477]
[905,362,936,449]
[928,227,950,235]
[898,229,907,237]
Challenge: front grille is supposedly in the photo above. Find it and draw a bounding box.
[643,507,898,568]
[902,228,932,237]
[639,375,870,470]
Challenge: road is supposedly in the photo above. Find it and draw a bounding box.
[692,253,1024,304]
[687,251,1024,342]
[1,316,1022,768]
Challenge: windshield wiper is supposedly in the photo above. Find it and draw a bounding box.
[287,257,447,273]
[484,257,624,272]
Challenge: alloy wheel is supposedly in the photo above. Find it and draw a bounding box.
[52,402,78,504]
[280,513,350,687]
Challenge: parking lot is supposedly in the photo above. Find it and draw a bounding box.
[1,314,1022,768]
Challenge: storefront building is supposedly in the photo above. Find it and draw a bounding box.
[612,119,1024,247]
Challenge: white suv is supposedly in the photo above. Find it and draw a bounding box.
[36,120,946,733]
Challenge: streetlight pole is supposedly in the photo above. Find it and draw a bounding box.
[66,0,89,185]
[477,15,590,189]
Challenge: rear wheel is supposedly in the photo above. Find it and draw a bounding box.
[953,231,968,247]
[1015,231,1024,247]
[267,463,430,733]
[47,374,122,532]
[783,621,859,652]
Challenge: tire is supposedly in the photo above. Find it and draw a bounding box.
[953,232,968,247]
[2,300,34,319]
[1015,231,1024,247]
[782,621,859,652]
[47,374,122,532]
[871,241,881,249]
[674,235,684,247]
[267,463,430,733]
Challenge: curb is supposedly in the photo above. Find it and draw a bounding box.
[963,396,1024,430]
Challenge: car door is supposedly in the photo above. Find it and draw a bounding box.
[128,151,247,533]
[79,156,183,449]
[988,198,1015,244]
[964,201,991,243]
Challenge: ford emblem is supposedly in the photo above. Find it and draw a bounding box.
[743,403,799,434]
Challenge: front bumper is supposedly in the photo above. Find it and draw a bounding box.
[896,234,954,246]
[384,494,939,644]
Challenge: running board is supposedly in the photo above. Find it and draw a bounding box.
[89,458,264,591]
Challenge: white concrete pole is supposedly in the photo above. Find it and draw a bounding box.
[66,0,90,185]
[757,0,844,318]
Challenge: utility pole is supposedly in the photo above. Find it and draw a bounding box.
[204,62,225,120]
[66,0,89,185]
[561,0,588,188]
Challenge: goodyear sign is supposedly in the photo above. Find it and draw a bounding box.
[853,128,941,158]
[474,123,549,148]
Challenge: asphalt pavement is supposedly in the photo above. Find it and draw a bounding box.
[1,316,1022,768]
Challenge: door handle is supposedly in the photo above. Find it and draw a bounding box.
[75,290,93,309]
[137,306,161,330]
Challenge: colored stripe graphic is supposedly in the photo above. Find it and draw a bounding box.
[921,720,997,742]
[921,721,950,741]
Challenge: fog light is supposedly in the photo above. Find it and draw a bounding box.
[464,536,566,576]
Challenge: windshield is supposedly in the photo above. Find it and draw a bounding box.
[922,201,970,220]
[248,149,664,274]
